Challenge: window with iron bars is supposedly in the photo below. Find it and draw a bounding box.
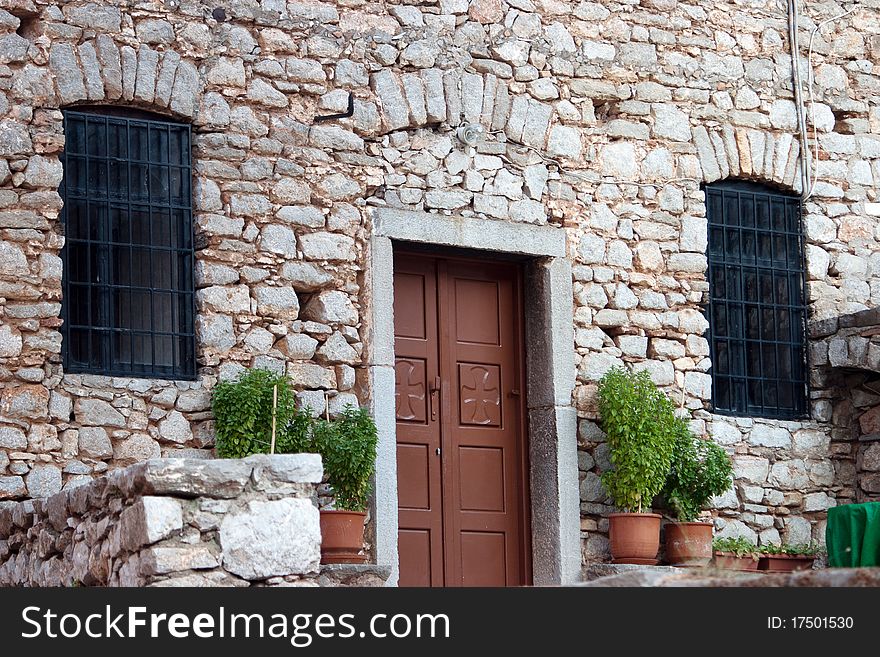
[60,109,196,380]
[705,182,808,420]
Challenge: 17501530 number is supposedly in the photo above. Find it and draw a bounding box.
[767,617,854,629]
[789,617,853,629]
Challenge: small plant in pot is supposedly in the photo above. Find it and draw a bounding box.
[758,543,820,572]
[213,370,378,564]
[307,405,378,564]
[712,537,760,571]
[662,422,733,566]
[599,367,677,564]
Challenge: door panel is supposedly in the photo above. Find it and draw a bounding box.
[458,446,505,511]
[394,252,528,587]
[453,278,500,345]
[441,260,526,587]
[394,256,443,587]
[393,273,428,339]
[396,443,431,509]
[398,529,434,587]
[460,532,507,586]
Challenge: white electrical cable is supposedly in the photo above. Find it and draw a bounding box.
[788,0,812,199]
[804,5,858,200]
[787,0,859,202]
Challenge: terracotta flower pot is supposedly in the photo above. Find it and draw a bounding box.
[609,513,662,565]
[758,554,815,572]
[713,551,759,571]
[320,510,367,564]
[665,522,713,567]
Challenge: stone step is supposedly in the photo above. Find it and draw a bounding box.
[577,563,880,588]
[583,563,686,581]
[579,562,766,587]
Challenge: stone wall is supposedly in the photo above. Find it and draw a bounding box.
[0,0,368,505]
[0,453,387,586]
[0,0,879,569]
[811,308,880,504]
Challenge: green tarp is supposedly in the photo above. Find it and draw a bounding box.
[826,502,880,567]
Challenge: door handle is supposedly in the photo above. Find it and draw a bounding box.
[429,376,441,422]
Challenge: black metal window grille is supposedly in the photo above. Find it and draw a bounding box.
[60,110,196,380]
[706,182,808,419]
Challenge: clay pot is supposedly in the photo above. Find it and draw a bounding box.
[713,551,759,571]
[664,522,713,567]
[609,513,662,565]
[320,510,367,564]
[758,554,814,572]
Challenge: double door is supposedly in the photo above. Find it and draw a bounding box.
[393,252,529,587]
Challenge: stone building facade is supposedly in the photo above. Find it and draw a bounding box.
[0,0,878,584]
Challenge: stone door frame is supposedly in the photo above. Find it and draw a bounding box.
[366,208,580,586]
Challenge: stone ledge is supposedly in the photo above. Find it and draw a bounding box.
[656,568,880,587]
[579,565,880,587]
[583,562,686,581]
[235,565,391,588]
[125,454,323,499]
[372,207,567,258]
[807,308,880,339]
[316,564,392,587]
[839,308,880,330]
[0,455,332,587]
[0,454,323,525]
[809,317,839,339]
[578,564,762,587]
[1,455,324,538]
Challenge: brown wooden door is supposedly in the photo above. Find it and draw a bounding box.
[394,253,529,587]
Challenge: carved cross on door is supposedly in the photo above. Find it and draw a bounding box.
[459,363,501,426]
[395,358,427,422]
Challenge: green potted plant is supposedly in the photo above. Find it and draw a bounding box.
[307,405,378,564]
[712,536,760,571]
[213,370,379,563]
[599,367,677,564]
[662,422,733,566]
[212,368,311,457]
[758,543,820,572]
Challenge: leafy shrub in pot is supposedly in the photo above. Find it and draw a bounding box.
[300,405,378,563]
[308,405,378,513]
[662,422,733,566]
[664,423,733,522]
[599,367,678,564]
[213,369,379,563]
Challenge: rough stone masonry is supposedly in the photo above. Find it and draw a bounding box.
[0,0,878,568]
[0,454,388,586]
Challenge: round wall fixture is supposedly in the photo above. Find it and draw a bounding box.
[456,123,484,146]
